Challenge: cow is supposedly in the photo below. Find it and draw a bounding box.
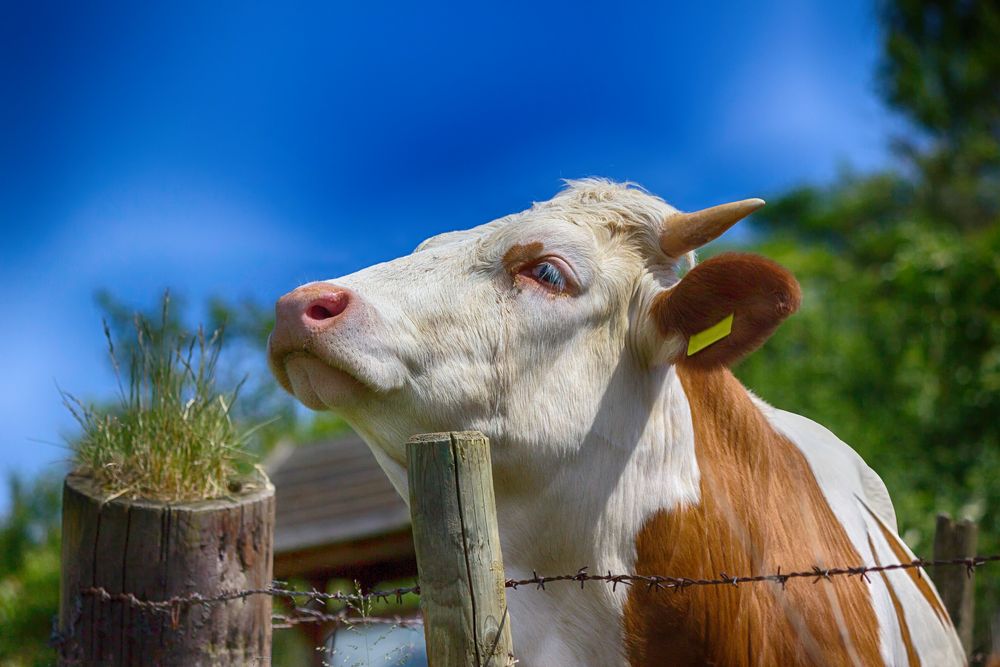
[268,179,965,666]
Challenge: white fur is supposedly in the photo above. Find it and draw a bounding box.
[271,180,963,665]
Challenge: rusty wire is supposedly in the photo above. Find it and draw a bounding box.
[503,554,1000,592]
[70,552,1000,622]
[80,582,421,611]
[272,610,422,630]
[75,582,422,629]
[51,588,423,662]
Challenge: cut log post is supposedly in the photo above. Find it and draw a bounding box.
[57,469,275,666]
[931,513,978,656]
[407,431,515,667]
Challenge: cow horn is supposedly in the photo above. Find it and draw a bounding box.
[660,198,765,257]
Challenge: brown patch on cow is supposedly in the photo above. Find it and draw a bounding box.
[863,504,950,626]
[652,252,801,369]
[868,535,920,665]
[502,241,544,270]
[623,367,882,666]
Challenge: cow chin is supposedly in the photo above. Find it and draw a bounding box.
[283,353,370,410]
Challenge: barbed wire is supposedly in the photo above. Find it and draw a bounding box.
[272,609,423,630]
[75,582,422,630]
[72,553,999,620]
[79,582,422,612]
[504,554,1000,592]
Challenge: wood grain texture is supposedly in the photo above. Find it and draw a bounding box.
[933,513,978,656]
[57,469,275,666]
[407,431,515,667]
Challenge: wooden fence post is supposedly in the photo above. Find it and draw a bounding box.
[57,469,275,666]
[407,431,515,667]
[931,513,978,656]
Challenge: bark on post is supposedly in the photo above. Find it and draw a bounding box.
[407,431,515,666]
[931,513,978,656]
[57,469,275,666]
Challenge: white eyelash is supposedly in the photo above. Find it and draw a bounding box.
[532,262,566,290]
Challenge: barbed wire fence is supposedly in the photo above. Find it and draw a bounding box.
[53,555,1000,644]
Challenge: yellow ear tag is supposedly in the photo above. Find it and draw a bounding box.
[687,313,734,356]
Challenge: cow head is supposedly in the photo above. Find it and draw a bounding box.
[268,180,800,494]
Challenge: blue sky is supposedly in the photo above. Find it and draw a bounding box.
[0,0,898,511]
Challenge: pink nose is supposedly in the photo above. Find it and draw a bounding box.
[275,282,353,334]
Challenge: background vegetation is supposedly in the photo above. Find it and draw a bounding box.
[1,0,997,663]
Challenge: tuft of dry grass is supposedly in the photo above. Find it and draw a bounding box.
[63,294,255,503]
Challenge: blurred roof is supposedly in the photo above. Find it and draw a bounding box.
[265,433,414,581]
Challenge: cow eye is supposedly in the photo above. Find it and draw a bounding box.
[529,261,567,291]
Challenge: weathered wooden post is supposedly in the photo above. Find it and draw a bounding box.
[407,431,515,666]
[931,513,978,656]
[57,469,275,666]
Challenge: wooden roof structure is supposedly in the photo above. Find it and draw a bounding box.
[265,433,416,586]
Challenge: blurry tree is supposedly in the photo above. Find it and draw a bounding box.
[880,0,1000,228]
[0,473,62,667]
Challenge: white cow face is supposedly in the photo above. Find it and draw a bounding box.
[267,180,789,492]
[268,182,682,475]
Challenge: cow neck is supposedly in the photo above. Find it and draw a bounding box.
[493,362,698,565]
[622,365,882,666]
[488,364,702,665]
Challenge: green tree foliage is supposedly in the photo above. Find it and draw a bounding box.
[0,473,62,667]
[880,0,1000,228]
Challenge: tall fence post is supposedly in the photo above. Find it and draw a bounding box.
[407,431,515,666]
[931,513,978,656]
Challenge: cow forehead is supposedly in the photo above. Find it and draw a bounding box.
[417,179,678,263]
[536,178,678,226]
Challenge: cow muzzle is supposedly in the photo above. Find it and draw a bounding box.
[268,281,362,406]
[271,282,353,352]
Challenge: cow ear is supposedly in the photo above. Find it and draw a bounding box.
[651,252,801,369]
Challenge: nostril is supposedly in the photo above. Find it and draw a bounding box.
[304,292,349,322]
[307,304,334,320]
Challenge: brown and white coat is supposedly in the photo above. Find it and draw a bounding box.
[270,180,964,665]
